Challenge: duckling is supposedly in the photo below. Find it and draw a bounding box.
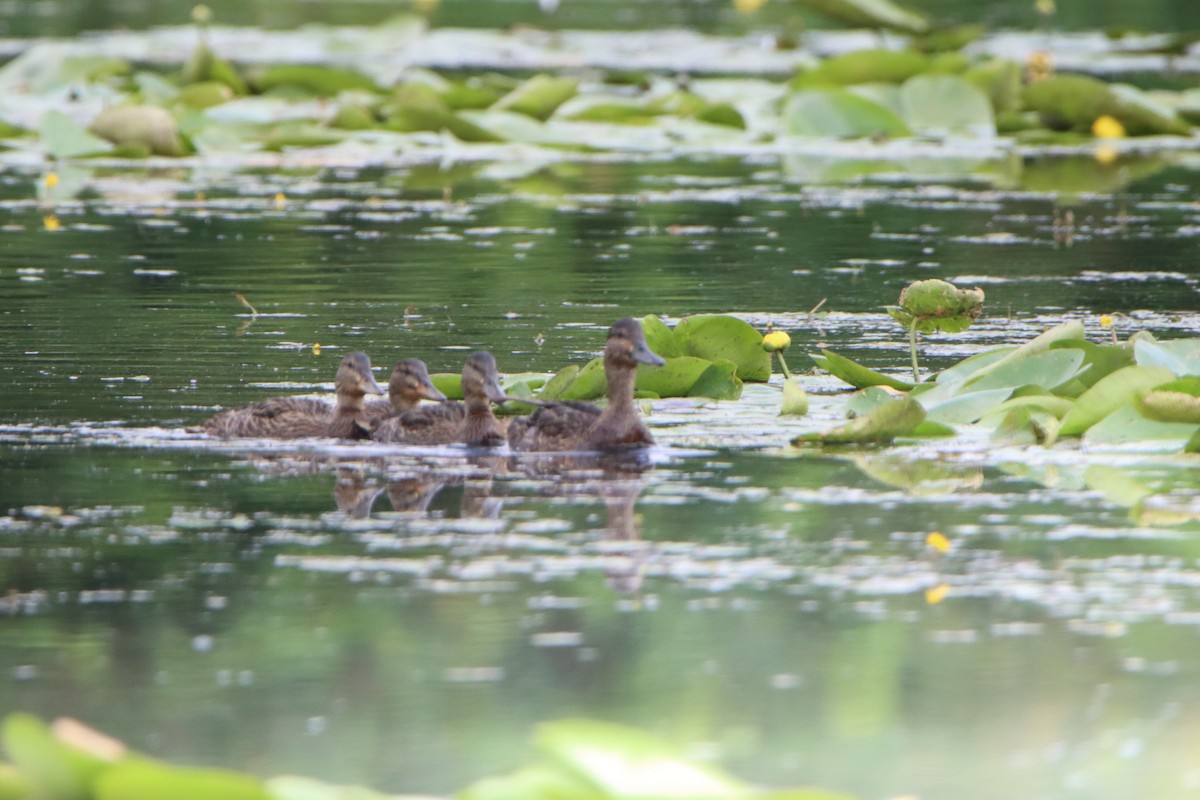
[201,351,383,439]
[508,317,664,452]
[366,358,446,422]
[373,351,509,447]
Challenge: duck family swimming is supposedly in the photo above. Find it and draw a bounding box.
[200,318,662,451]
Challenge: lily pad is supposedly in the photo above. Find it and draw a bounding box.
[558,358,607,402]
[899,75,995,137]
[673,315,771,381]
[793,395,926,445]
[782,89,911,138]
[2,713,111,800]
[921,387,1013,425]
[636,356,715,398]
[251,65,381,97]
[89,105,187,156]
[40,110,113,159]
[1083,402,1200,450]
[794,49,930,87]
[458,764,597,800]
[538,365,580,401]
[780,377,809,416]
[991,407,1060,446]
[687,359,744,401]
[492,75,579,121]
[1059,365,1175,436]
[794,0,929,33]
[962,349,1086,394]
[1134,338,1200,376]
[640,315,684,359]
[812,350,915,391]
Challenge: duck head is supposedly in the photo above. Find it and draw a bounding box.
[605,318,665,369]
[337,352,384,398]
[388,358,447,410]
[462,351,508,405]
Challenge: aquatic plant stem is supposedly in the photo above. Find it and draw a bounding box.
[775,351,792,380]
[908,323,920,383]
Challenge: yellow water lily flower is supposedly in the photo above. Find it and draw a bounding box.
[734,0,767,13]
[926,531,950,553]
[44,172,59,189]
[925,583,950,605]
[43,214,61,231]
[312,343,321,355]
[762,330,791,353]
[1099,315,1114,328]
[1092,115,1126,139]
[273,192,286,210]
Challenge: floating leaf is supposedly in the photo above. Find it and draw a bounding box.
[2,714,110,800]
[635,356,714,398]
[780,377,809,416]
[94,758,270,800]
[933,346,1017,386]
[1134,338,1200,375]
[955,321,1086,390]
[962,58,1022,114]
[687,359,744,401]
[899,75,995,137]
[176,81,235,109]
[40,110,113,159]
[991,407,1060,446]
[813,350,914,391]
[89,105,187,157]
[252,65,381,96]
[782,89,911,138]
[458,763,598,800]
[1023,75,1191,136]
[1135,390,1200,423]
[640,315,684,359]
[1082,402,1200,450]
[1048,339,1134,391]
[673,315,771,381]
[845,386,901,417]
[535,718,749,799]
[538,365,581,401]
[794,49,930,87]
[922,387,1013,425]
[266,775,437,800]
[1059,365,1174,436]
[558,358,607,402]
[963,349,1085,394]
[793,0,929,33]
[492,75,579,121]
[429,373,463,401]
[0,763,28,800]
[793,396,926,445]
[979,394,1077,426]
[693,103,745,129]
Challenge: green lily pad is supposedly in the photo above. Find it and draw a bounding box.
[782,89,911,138]
[94,757,270,800]
[41,109,114,159]
[535,718,748,799]
[933,346,1017,385]
[1059,365,1175,436]
[2,713,111,800]
[922,387,1013,425]
[538,365,580,401]
[89,105,187,156]
[0,763,28,800]
[635,356,714,398]
[693,103,745,129]
[963,349,1086,394]
[429,373,462,401]
[267,775,438,800]
[979,394,1077,426]
[1134,338,1200,375]
[963,58,1022,114]
[845,386,901,417]
[673,315,771,381]
[558,358,607,402]
[1023,74,1191,135]
[176,81,235,109]
[640,315,684,359]
[1048,340,1134,390]
[252,64,381,97]
[793,396,926,445]
[1082,402,1200,450]
[794,0,929,33]
[1135,390,1200,423]
[794,49,930,87]
[899,74,995,137]
[687,359,744,401]
[812,350,915,391]
[956,321,1087,389]
[991,407,1061,446]
[458,763,599,800]
[492,75,579,121]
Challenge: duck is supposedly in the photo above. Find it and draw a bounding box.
[508,317,664,452]
[201,351,383,439]
[373,351,509,447]
[366,358,446,422]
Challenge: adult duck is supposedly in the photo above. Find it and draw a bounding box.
[201,351,382,439]
[508,317,663,452]
[366,358,446,422]
[373,351,509,447]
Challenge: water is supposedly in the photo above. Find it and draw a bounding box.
[2,151,1199,798]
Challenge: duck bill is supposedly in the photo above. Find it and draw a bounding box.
[632,340,665,367]
[421,381,448,402]
[484,375,509,404]
[363,372,385,395]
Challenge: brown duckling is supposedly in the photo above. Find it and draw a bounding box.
[373,351,509,447]
[202,351,383,439]
[508,317,664,452]
[366,358,446,422]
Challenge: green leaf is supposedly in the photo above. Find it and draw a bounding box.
[793,0,929,33]
[792,396,926,445]
[899,75,995,136]
[0,763,28,800]
[492,75,579,121]
[1082,402,1200,450]
[1084,465,1155,508]
[963,58,1023,114]
[640,315,684,359]
[932,346,1016,385]
[963,349,1086,394]
[459,763,602,800]
[635,356,713,398]
[688,359,744,401]
[95,758,270,800]
[990,407,1060,446]
[693,103,745,129]
[812,350,915,391]
[89,105,187,156]
[558,358,607,402]
[266,775,437,800]
[759,790,859,800]
[1134,338,1200,375]
[40,109,113,159]
[782,89,911,138]
[978,394,1077,426]
[780,378,809,416]
[535,718,748,799]
[1023,75,1190,135]
[845,386,900,417]
[954,321,1086,390]
[1059,365,1175,436]
[429,373,463,401]
[1135,390,1200,423]
[538,365,580,401]
[2,714,110,800]
[673,315,771,381]
[922,387,1013,424]
[794,49,930,87]
[252,65,381,96]
[892,279,985,333]
[1048,340,1134,391]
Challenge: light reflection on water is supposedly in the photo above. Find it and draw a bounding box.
[1,154,1200,799]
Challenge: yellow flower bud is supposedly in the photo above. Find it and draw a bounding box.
[43,214,61,231]
[762,330,791,353]
[312,342,321,355]
[1092,115,1126,139]
[734,0,767,12]
[44,172,59,189]
[1099,315,1114,328]
[925,583,950,605]
[926,531,950,553]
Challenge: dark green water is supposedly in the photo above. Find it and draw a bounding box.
[2,151,1200,800]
